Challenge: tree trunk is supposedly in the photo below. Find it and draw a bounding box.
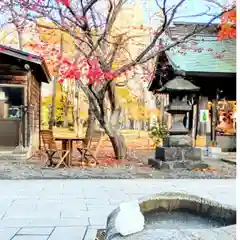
[49,76,57,130]
[80,81,127,159]
[75,92,82,137]
[101,120,127,159]
[110,105,121,130]
[17,30,23,50]
[83,104,96,146]
[63,104,68,128]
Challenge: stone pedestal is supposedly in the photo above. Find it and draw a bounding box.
[155,147,202,161]
[148,146,207,170]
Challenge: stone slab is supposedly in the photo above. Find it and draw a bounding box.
[155,147,202,161]
[48,227,86,240]
[12,236,48,240]
[167,135,192,147]
[148,159,209,170]
[17,227,53,235]
[221,158,236,164]
[83,228,98,240]
[0,227,19,240]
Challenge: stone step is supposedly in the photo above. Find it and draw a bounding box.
[148,159,209,170]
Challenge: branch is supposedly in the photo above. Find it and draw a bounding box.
[114,4,234,75]
[113,0,168,75]
[88,0,127,59]
[82,0,99,15]
[107,35,123,66]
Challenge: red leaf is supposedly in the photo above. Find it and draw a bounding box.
[58,79,64,84]
[56,0,71,7]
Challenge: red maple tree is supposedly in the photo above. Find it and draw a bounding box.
[218,6,236,40]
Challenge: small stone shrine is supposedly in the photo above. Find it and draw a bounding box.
[149,77,205,169]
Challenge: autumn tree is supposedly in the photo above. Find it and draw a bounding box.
[0,0,234,159]
[218,7,236,39]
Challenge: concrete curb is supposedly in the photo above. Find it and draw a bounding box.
[221,158,236,165]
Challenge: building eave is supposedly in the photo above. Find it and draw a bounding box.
[0,44,51,83]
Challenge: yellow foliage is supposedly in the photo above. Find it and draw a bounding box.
[37,18,76,56]
[115,86,155,120]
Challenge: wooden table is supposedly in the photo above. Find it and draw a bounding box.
[55,136,84,167]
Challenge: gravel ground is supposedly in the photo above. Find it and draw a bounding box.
[0,150,236,179]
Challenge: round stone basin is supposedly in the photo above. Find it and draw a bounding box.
[105,192,236,240]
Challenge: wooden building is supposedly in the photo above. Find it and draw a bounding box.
[148,22,236,151]
[0,45,51,155]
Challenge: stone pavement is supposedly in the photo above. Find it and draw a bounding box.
[0,179,236,240]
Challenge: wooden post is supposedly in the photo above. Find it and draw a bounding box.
[211,100,217,142]
[191,104,197,147]
[196,96,208,147]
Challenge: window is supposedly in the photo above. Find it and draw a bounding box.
[0,86,24,120]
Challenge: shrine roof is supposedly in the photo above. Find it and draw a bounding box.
[165,36,236,74]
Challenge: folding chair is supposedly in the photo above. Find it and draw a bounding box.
[40,130,70,168]
[77,131,104,162]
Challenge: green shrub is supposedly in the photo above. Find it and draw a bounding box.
[149,120,168,146]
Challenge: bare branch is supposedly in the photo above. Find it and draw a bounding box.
[114,4,234,76]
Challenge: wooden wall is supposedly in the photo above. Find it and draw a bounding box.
[28,73,41,152]
[0,71,41,153]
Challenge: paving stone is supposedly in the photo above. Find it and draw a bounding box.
[0,227,19,240]
[83,198,111,205]
[17,227,54,235]
[12,236,48,240]
[86,205,116,214]
[48,227,86,240]
[61,210,89,218]
[83,228,98,240]
[3,209,61,219]
[61,200,87,211]
[0,219,32,228]
[26,218,89,227]
[88,214,108,226]
[0,211,6,219]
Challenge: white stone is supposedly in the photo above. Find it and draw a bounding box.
[115,200,145,236]
[208,147,222,159]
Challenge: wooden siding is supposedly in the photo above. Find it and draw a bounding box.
[0,71,41,153]
[28,73,41,152]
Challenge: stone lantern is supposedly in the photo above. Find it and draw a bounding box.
[148,77,204,169]
[158,76,200,147]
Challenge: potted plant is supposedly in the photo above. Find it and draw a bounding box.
[149,120,168,147]
[208,140,221,159]
[209,140,217,147]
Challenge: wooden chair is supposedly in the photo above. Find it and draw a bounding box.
[77,131,104,162]
[40,129,70,168]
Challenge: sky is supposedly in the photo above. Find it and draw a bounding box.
[142,0,231,25]
[0,0,231,26]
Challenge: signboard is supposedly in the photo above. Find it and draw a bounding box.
[200,109,209,122]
